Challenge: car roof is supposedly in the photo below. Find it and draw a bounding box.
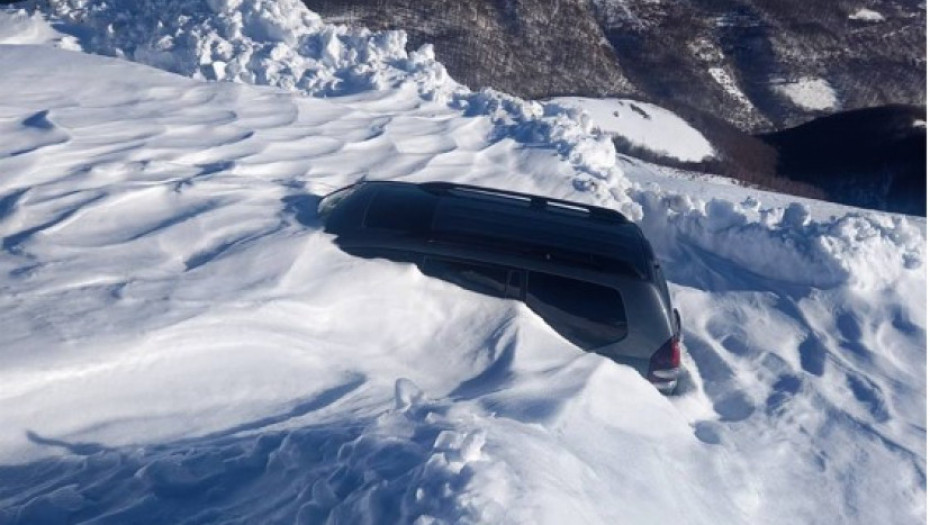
[337,180,651,277]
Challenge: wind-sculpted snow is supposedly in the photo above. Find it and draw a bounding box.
[458,90,626,187]
[0,378,502,524]
[9,0,621,192]
[0,46,658,523]
[6,0,922,289]
[0,2,925,524]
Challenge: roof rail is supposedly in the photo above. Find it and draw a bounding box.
[418,181,628,224]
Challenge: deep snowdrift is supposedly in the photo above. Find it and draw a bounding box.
[0,2,925,524]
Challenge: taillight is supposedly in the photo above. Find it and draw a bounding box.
[648,336,681,393]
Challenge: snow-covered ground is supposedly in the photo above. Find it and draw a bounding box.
[849,8,885,22]
[548,96,715,162]
[772,77,839,111]
[708,65,756,112]
[0,2,925,524]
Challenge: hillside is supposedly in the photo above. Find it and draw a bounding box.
[759,104,927,216]
[304,0,926,131]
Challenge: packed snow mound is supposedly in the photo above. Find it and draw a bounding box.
[462,91,626,184]
[549,96,716,162]
[0,7,73,46]
[634,192,924,289]
[31,0,451,97]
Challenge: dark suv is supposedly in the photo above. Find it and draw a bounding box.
[318,181,682,393]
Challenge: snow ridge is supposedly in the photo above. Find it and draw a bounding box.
[38,0,450,97]
[634,192,924,289]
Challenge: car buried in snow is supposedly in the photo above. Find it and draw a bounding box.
[317,180,683,394]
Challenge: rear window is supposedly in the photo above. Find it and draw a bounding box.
[525,272,627,348]
[364,186,435,234]
[318,183,361,218]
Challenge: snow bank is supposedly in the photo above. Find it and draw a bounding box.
[460,90,625,185]
[31,0,450,97]
[633,191,925,289]
[0,7,73,45]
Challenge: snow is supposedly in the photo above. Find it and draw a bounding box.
[0,2,925,524]
[29,0,451,97]
[0,7,73,46]
[772,77,839,111]
[549,96,716,162]
[708,66,754,109]
[849,8,886,22]
[5,0,623,189]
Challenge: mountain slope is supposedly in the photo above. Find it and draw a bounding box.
[759,104,927,216]
[308,0,634,98]
[304,0,925,131]
[593,0,926,130]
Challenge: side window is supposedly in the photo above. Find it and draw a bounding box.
[525,272,627,349]
[420,257,509,298]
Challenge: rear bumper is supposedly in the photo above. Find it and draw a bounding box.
[648,368,680,395]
